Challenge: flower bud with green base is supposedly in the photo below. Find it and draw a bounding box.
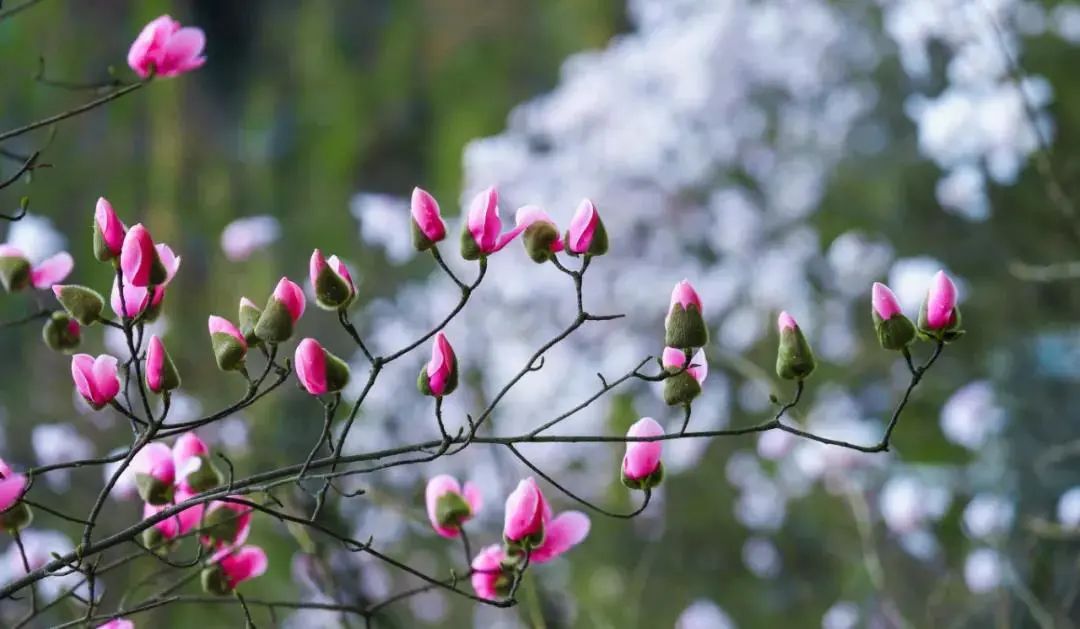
[460,186,525,260]
[238,297,262,347]
[425,475,482,538]
[51,285,104,326]
[776,311,816,381]
[661,347,706,406]
[93,197,126,262]
[295,338,351,395]
[208,316,248,372]
[411,187,447,252]
[0,502,33,532]
[0,246,30,292]
[417,332,458,397]
[200,500,252,550]
[253,277,305,344]
[871,282,916,351]
[201,546,268,595]
[132,443,176,506]
[564,198,609,257]
[471,545,512,601]
[42,312,81,353]
[621,417,665,490]
[515,206,564,263]
[917,270,964,342]
[146,335,181,394]
[0,460,30,531]
[120,224,168,287]
[141,526,173,556]
[309,249,355,310]
[665,280,708,348]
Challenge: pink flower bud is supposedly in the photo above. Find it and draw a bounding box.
[132,443,176,488]
[462,186,525,257]
[662,347,708,384]
[145,335,172,393]
[0,458,28,514]
[470,544,507,600]
[71,353,121,409]
[670,279,703,313]
[425,475,483,538]
[925,270,958,329]
[29,252,74,289]
[422,332,458,397]
[503,477,548,543]
[120,224,161,287]
[778,311,798,332]
[210,545,268,591]
[111,277,151,319]
[622,417,664,481]
[208,316,246,345]
[95,197,126,258]
[272,277,306,323]
[310,250,355,309]
[97,619,134,629]
[172,432,209,484]
[411,187,447,243]
[566,199,600,254]
[872,282,903,320]
[295,338,328,395]
[144,485,203,540]
[200,499,253,550]
[128,15,206,80]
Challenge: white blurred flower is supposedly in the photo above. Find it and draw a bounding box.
[220,215,280,261]
[1057,486,1080,528]
[962,493,1015,540]
[879,475,951,535]
[742,537,781,578]
[5,214,65,263]
[964,548,1006,593]
[939,381,1006,450]
[31,424,93,491]
[676,599,737,629]
[822,601,860,629]
[0,529,82,601]
[350,193,412,265]
[103,447,137,500]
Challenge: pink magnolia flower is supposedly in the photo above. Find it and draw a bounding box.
[208,315,246,346]
[28,252,73,289]
[470,544,507,600]
[211,545,268,591]
[622,417,664,481]
[145,335,169,393]
[661,347,708,384]
[411,187,447,243]
[200,499,253,549]
[464,187,527,255]
[872,282,903,320]
[172,432,209,488]
[120,224,163,287]
[294,338,329,395]
[424,332,456,397]
[425,475,482,538]
[95,197,126,257]
[272,277,306,324]
[127,15,206,79]
[925,270,958,329]
[528,511,590,563]
[144,485,203,540]
[309,250,355,308]
[0,458,28,513]
[670,279,703,314]
[71,354,121,409]
[566,199,599,254]
[97,619,134,629]
[132,443,176,488]
[778,311,798,332]
[503,477,549,543]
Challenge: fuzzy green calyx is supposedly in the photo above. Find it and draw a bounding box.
[663,370,702,406]
[622,461,664,491]
[776,326,816,381]
[210,332,247,372]
[42,312,81,352]
[665,305,708,349]
[313,267,352,311]
[460,224,483,261]
[435,492,472,529]
[874,312,917,351]
[0,256,30,293]
[253,298,294,344]
[0,502,32,531]
[185,455,223,493]
[238,302,263,347]
[200,566,231,595]
[135,473,175,506]
[522,222,560,263]
[917,301,965,343]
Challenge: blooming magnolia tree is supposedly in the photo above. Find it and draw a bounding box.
[0,9,975,629]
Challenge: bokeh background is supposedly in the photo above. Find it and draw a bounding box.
[1,0,1080,627]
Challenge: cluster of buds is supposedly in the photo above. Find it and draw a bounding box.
[409,186,608,263]
[423,476,589,601]
[661,281,710,409]
[872,270,964,349]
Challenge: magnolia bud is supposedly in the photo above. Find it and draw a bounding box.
[294,338,351,395]
[93,197,126,262]
[52,284,105,326]
[665,280,708,349]
[135,473,175,506]
[917,270,964,342]
[208,316,248,372]
[565,199,609,257]
[775,312,815,381]
[411,187,447,251]
[141,527,171,556]
[42,312,81,353]
[185,456,223,493]
[201,505,246,548]
[417,332,458,397]
[872,283,916,351]
[310,250,355,310]
[238,297,262,347]
[200,565,231,596]
[254,278,305,344]
[621,417,664,490]
[662,348,706,407]
[0,249,30,293]
[146,335,181,393]
[0,502,33,532]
